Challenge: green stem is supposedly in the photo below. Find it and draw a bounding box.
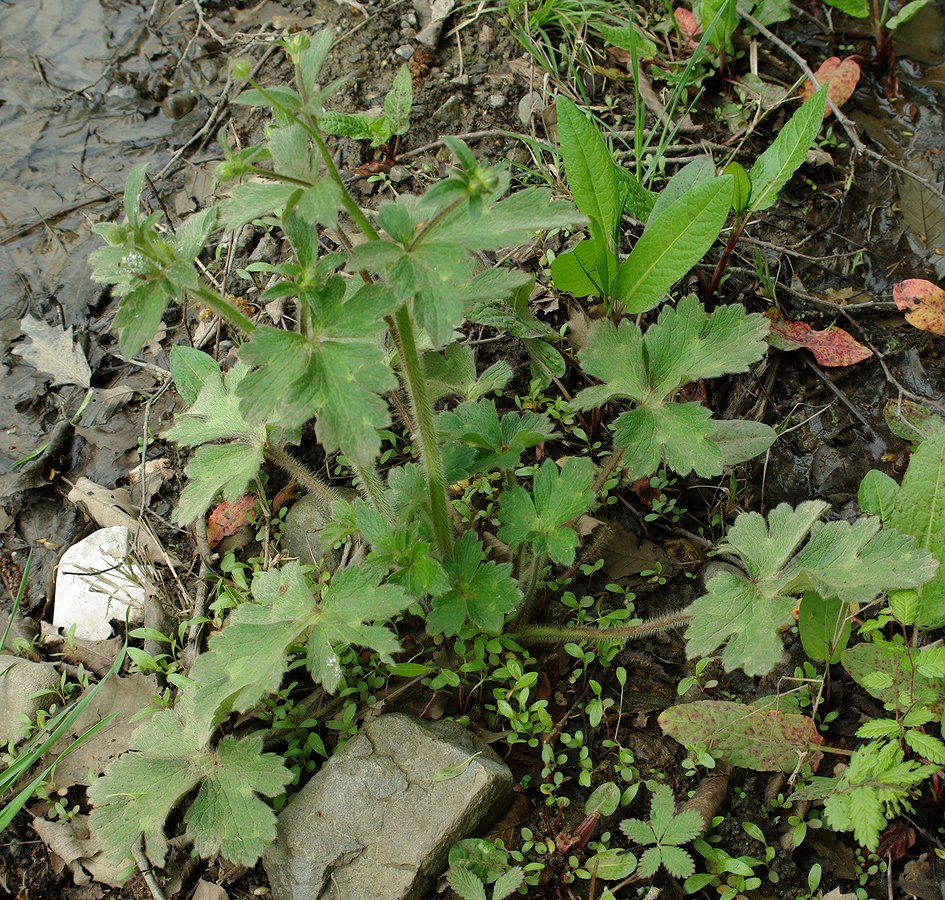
[245,76,380,242]
[264,442,339,506]
[194,284,256,335]
[390,306,453,558]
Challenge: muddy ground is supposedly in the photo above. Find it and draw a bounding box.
[2,0,945,897]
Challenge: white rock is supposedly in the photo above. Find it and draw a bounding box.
[54,526,146,640]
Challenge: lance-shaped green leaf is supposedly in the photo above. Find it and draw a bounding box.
[437,399,557,476]
[886,428,945,627]
[384,64,413,135]
[426,532,521,636]
[858,469,899,524]
[551,238,609,299]
[88,684,292,868]
[573,296,769,480]
[613,176,733,314]
[498,458,596,565]
[237,280,397,465]
[747,87,827,213]
[686,501,937,675]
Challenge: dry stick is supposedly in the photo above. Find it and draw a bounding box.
[739,7,945,205]
[132,837,167,900]
[802,356,873,431]
[682,761,734,833]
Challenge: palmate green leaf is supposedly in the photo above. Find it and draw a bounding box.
[887,428,945,627]
[574,296,769,480]
[237,281,397,465]
[685,571,797,675]
[423,344,512,403]
[352,500,449,598]
[614,404,722,481]
[432,187,584,252]
[497,458,595,565]
[426,532,521,636]
[613,176,733,314]
[784,516,938,602]
[556,96,620,245]
[177,444,265,526]
[218,181,298,230]
[689,500,937,675]
[748,87,827,213]
[88,685,292,868]
[448,867,488,900]
[437,399,557,476]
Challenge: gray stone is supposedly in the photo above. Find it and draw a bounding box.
[0,654,61,744]
[264,713,513,900]
[485,92,507,109]
[395,43,415,60]
[433,94,462,123]
[282,489,358,570]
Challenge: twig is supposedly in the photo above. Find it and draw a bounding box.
[132,837,167,900]
[802,356,873,431]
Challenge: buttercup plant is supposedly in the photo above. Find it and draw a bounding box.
[82,24,906,877]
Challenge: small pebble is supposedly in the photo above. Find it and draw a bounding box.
[395,44,415,60]
[434,94,462,122]
[486,92,507,109]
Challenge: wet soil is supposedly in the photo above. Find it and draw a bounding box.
[2,0,945,898]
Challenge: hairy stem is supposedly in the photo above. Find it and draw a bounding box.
[193,284,256,335]
[264,442,339,506]
[390,306,453,558]
[515,609,691,645]
[353,460,393,520]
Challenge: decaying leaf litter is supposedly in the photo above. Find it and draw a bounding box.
[2,0,945,898]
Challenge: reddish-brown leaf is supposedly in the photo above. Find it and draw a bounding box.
[893,278,945,335]
[206,494,257,548]
[673,7,700,49]
[767,314,872,366]
[800,57,861,118]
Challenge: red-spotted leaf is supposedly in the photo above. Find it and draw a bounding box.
[894,279,945,335]
[659,700,823,772]
[800,57,861,118]
[767,315,872,366]
[207,495,258,548]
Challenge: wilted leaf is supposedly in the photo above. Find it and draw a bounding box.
[800,57,861,118]
[673,7,700,48]
[206,495,257,548]
[14,316,91,388]
[893,279,945,335]
[659,700,822,771]
[767,314,872,366]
